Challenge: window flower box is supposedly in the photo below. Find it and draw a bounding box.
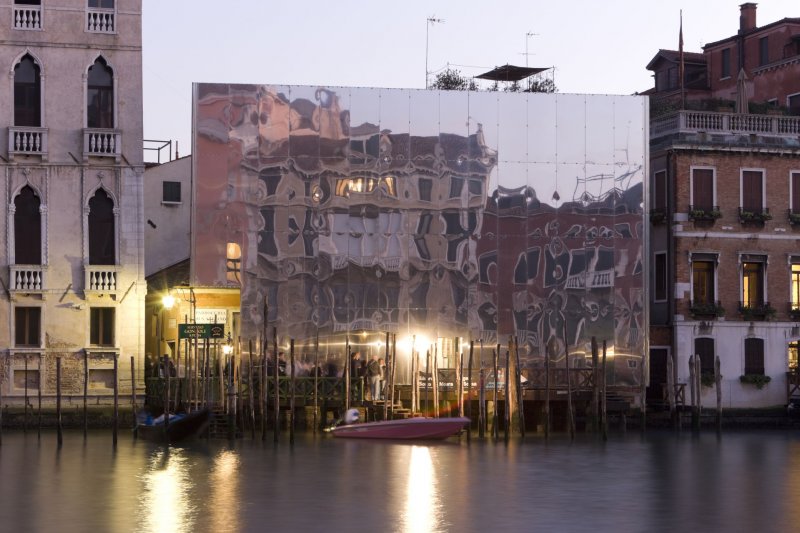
[739,374,771,389]
[738,208,772,224]
[739,302,776,321]
[690,301,725,319]
[650,209,667,224]
[688,206,722,221]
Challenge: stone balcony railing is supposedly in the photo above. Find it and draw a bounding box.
[83,129,121,161]
[86,7,114,33]
[651,110,800,140]
[10,265,45,293]
[8,127,48,160]
[85,265,118,294]
[13,5,42,29]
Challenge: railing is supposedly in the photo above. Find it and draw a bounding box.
[10,265,45,291]
[85,266,118,292]
[8,127,47,158]
[86,8,114,33]
[565,269,614,290]
[83,129,120,160]
[13,5,42,29]
[651,110,800,139]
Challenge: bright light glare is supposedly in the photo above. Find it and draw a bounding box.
[209,450,240,532]
[140,450,192,533]
[162,295,175,310]
[222,344,233,355]
[397,335,431,354]
[402,446,439,532]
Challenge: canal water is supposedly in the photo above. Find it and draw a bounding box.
[1,429,799,532]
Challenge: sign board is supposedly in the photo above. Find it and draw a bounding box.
[194,309,228,325]
[178,323,225,339]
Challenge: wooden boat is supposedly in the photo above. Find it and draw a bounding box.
[331,416,469,440]
[135,408,210,443]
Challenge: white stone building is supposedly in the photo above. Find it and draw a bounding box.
[0,0,145,404]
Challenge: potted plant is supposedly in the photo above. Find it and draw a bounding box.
[789,212,800,225]
[739,374,771,389]
[739,303,776,321]
[650,209,667,224]
[690,301,725,319]
[701,372,717,388]
[689,208,722,221]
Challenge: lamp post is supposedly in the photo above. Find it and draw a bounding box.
[159,294,175,430]
[425,16,444,89]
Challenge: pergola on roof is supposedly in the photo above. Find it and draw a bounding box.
[476,64,549,82]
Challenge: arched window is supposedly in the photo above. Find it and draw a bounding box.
[14,54,41,127]
[14,186,41,265]
[89,189,115,264]
[87,58,113,128]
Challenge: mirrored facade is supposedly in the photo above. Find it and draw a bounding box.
[193,84,646,385]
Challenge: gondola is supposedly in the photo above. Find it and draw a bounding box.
[135,408,210,443]
[329,409,469,440]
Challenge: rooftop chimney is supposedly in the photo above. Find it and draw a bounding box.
[740,3,757,32]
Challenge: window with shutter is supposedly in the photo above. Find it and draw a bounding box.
[692,169,713,211]
[792,172,800,214]
[742,171,763,212]
[694,337,715,375]
[744,338,765,375]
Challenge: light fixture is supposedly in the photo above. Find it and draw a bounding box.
[162,294,175,310]
[222,333,233,355]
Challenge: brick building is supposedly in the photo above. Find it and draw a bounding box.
[647,3,800,407]
[0,1,145,404]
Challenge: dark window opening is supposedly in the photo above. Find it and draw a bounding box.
[90,307,114,346]
[744,338,765,375]
[87,58,113,129]
[89,189,115,265]
[418,178,432,202]
[88,0,114,7]
[14,55,40,127]
[721,48,731,78]
[15,307,40,346]
[654,253,667,301]
[449,177,464,198]
[692,260,714,305]
[15,1,41,5]
[790,94,800,117]
[162,181,181,203]
[759,37,769,66]
[654,170,667,210]
[14,186,41,265]
[793,172,800,213]
[694,337,715,376]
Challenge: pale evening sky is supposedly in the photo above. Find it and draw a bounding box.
[141,0,798,162]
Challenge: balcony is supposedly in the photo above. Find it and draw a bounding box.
[688,205,722,222]
[86,8,114,33]
[83,129,121,161]
[738,207,772,225]
[13,5,42,30]
[739,302,776,321]
[85,265,118,295]
[651,110,800,140]
[8,127,48,160]
[689,300,725,319]
[10,265,46,296]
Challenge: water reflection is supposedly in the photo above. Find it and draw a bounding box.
[138,449,194,533]
[209,449,241,532]
[403,445,440,532]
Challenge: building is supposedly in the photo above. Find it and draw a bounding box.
[647,3,800,407]
[189,84,647,385]
[0,0,145,403]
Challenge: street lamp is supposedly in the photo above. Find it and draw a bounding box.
[223,333,233,356]
[425,16,445,89]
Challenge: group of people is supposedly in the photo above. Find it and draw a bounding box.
[349,351,386,401]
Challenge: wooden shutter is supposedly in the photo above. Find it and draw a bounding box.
[692,169,713,210]
[654,171,667,210]
[744,338,765,375]
[792,172,800,213]
[694,337,715,374]
[742,171,763,211]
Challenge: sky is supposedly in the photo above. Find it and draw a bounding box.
[141,0,798,163]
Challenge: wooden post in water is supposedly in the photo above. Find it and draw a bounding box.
[249,340,255,440]
[23,355,28,433]
[601,340,608,441]
[591,337,599,433]
[666,355,676,429]
[432,345,439,418]
[84,351,89,438]
[564,323,575,440]
[688,355,697,431]
[273,327,279,443]
[640,349,647,433]
[384,332,390,421]
[695,355,702,431]
[467,341,474,440]
[425,349,431,416]
[457,338,464,418]
[715,355,722,432]
[390,334,397,419]
[227,353,236,440]
[492,346,499,440]
[344,337,351,412]
[37,355,42,439]
[514,337,525,438]
[0,354,4,445]
[204,339,210,413]
[57,356,62,447]
[289,339,296,445]
[503,346,510,442]
[410,348,417,415]
[544,341,551,439]
[113,353,119,447]
[130,356,137,437]
[262,300,269,440]
[163,355,170,440]
[313,332,319,432]
[478,340,485,438]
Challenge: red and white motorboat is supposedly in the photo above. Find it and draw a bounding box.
[330,416,470,440]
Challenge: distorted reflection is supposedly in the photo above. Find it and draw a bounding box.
[138,449,194,533]
[403,446,441,532]
[209,449,241,532]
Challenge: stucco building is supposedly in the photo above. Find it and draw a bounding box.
[647,3,800,407]
[0,0,145,403]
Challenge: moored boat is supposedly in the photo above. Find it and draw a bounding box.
[135,408,211,443]
[331,416,469,440]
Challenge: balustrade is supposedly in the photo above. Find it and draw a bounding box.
[13,6,42,29]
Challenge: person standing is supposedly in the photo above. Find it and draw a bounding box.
[367,355,381,402]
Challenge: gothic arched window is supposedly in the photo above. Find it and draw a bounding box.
[14,54,41,127]
[89,189,115,264]
[14,186,41,265]
[87,57,113,128]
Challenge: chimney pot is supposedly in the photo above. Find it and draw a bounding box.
[740,2,757,32]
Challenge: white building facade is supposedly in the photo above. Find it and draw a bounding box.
[0,0,145,403]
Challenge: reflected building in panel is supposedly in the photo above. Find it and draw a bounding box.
[192,84,646,384]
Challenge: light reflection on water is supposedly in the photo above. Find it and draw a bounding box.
[1,430,800,532]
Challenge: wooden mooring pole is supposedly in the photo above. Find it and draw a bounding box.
[591,336,599,433]
[24,355,28,433]
[289,339,295,445]
[640,347,647,433]
[113,354,119,447]
[163,355,170,441]
[514,337,525,439]
[84,351,89,438]
[503,345,510,442]
[249,340,256,440]
[492,346,499,440]
[384,332,390,421]
[478,340,485,438]
[666,355,676,430]
[564,323,575,440]
[37,355,42,439]
[131,356,137,438]
[467,340,474,441]
[273,327,279,443]
[689,355,697,431]
[715,355,722,432]
[544,341,551,439]
[601,340,608,441]
[313,332,319,432]
[57,356,63,447]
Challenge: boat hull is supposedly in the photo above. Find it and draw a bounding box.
[331,417,469,440]
[136,409,210,443]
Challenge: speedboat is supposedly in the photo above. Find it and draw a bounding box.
[330,409,469,440]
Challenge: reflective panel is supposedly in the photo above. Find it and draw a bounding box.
[193,84,646,383]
